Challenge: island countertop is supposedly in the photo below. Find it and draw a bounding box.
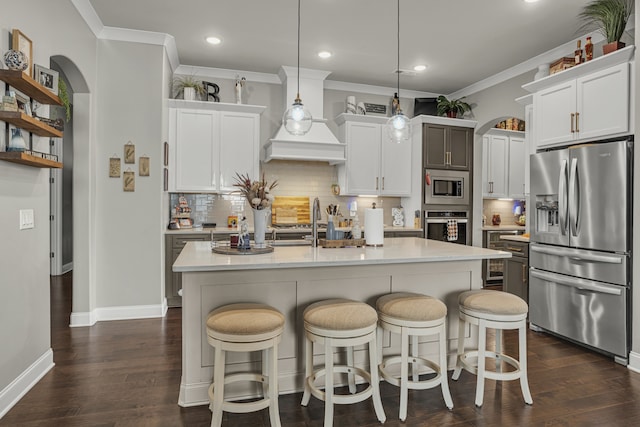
[173,237,510,272]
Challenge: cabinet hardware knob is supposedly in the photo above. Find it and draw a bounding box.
[522,264,527,282]
[575,112,580,133]
[376,177,379,190]
[382,177,385,190]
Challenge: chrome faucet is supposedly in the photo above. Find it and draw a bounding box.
[312,197,321,247]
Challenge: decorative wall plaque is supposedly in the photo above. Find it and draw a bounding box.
[139,156,150,176]
[109,156,121,178]
[124,141,135,164]
[123,170,135,192]
[364,103,387,115]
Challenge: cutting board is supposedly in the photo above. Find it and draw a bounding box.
[271,196,310,224]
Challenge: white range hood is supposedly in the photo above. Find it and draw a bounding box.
[264,66,345,164]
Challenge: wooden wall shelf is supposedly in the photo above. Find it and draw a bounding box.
[0,111,63,138]
[0,70,62,105]
[0,151,63,168]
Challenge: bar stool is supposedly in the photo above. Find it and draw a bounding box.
[376,292,453,421]
[206,303,285,427]
[452,290,533,407]
[301,298,386,427]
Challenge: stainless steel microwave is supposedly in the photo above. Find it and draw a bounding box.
[424,169,469,205]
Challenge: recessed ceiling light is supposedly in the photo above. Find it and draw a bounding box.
[206,36,222,45]
[318,51,332,59]
[523,0,539,3]
[413,65,427,72]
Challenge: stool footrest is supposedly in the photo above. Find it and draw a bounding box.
[379,356,444,390]
[457,350,522,380]
[306,365,374,405]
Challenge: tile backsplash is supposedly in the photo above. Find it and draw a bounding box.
[482,199,526,226]
[169,161,410,227]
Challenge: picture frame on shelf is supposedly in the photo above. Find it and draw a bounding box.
[15,93,31,116]
[34,65,59,95]
[11,29,32,78]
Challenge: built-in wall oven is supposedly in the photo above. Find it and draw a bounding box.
[425,210,469,245]
[424,170,469,205]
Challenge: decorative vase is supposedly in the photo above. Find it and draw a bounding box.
[253,208,270,247]
[3,49,28,72]
[534,63,550,80]
[183,87,196,101]
[603,41,625,55]
[326,215,336,240]
[8,128,27,152]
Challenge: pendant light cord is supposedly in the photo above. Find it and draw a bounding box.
[297,0,301,100]
[396,0,400,103]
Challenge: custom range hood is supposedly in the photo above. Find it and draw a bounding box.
[264,66,345,164]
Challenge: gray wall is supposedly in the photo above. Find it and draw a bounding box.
[94,40,165,307]
[0,0,98,402]
[462,71,535,247]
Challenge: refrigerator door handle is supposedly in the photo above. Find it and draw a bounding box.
[568,157,579,237]
[530,269,622,295]
[558,159,568,235]
[530,245,623,264]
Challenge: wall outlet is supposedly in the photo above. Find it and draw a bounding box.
[20,209,34,230]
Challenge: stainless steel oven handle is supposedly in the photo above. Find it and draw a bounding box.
[426,219,468,224]
[530,245,622,264]
[530,269,622,295]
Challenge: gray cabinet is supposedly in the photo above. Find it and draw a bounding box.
[423,124,471,170]
[165,234,209,307]
[502,240,529,303]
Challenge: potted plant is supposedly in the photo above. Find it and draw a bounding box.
[58,79,71,122]
[172,75,206,100]
[579,0,634,54]
[436,95,471,118]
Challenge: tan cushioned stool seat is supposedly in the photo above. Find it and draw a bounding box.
[207,303,284,337]
[304,299,377,330]
[458,290,528,316]
[377,292,447,321]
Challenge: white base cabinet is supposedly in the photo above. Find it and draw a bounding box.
[336,114,412,196]
[523,46,634,149]
[168,100,265,192]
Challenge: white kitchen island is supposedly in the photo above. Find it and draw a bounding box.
[173,237,510,407]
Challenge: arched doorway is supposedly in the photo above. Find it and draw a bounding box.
[48,55,95,326]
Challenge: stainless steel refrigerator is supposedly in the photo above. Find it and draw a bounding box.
[529,138,632,364]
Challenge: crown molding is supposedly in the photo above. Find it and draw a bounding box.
[174,65,282,84]
[71,0,104,37]
[323,79,438,98]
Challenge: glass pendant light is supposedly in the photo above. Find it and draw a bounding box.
[385,0,411,143]
[284,0,312,135]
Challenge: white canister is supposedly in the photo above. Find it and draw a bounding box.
[346,96,356,114]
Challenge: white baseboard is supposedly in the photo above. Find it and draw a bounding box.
[628,351,640,373]
[70,302,167,327]
[0,349,54,418]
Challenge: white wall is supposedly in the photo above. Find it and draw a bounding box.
[630,0,640,372]
[0,0,98,414]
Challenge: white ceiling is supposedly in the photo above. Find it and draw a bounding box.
[88,0,599,94]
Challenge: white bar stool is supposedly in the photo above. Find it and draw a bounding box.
[452,290,533,407]
[301,298,386,427]
[376,292,453,421]
[206,303,285,427]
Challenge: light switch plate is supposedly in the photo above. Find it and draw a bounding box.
[20,209,34,230]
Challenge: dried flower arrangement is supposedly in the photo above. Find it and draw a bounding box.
[233,172,278,210]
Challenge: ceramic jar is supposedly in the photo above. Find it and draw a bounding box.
[3,50,28,72]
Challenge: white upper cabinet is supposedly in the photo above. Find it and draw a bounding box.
[168,100,265,193]
[482,133,508,198]
[483,130,527,199]
[336,114,411,196]
[524,46,634,149]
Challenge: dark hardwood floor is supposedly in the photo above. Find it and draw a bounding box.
[2,272,640,426]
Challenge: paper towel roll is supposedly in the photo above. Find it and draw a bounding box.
[365,208,384,246]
